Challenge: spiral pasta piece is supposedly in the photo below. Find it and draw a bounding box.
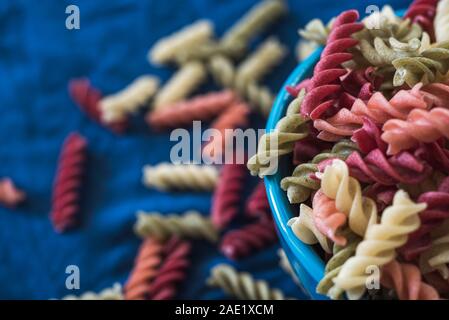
[392,41,449,87]
[333,190,426,300]
[124,238,163,300]
[146,90,236,131]
[0,178,25,208]
[99,75,159,123]
[50,133,87,233]
[346,149,431,186]
[300,10,364,120]
[147,237,191,300]
[220,217,278,260]
[296,39,320,61]
[63,283,123,300]
[220,0,287,56]
[321,159,378,237]
[202,102,250,160]
[235,37,287,91]
[382,260,439,300]
[211,163,247,230]
[134,210,219,243]
[435,0,449,43]
[247,90,309,178]
[288,204,332,254]
[317,230,361,299]
[281,140,357,204]
[68,78,127,133]
[207,264,286,300]
[142,163,218,192]
[382,108,449,155]
[245,181,271,219]
[208,54,275,117]
[153,61,207,110]
[148,20,214,65]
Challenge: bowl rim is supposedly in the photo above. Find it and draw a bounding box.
[264,8,406,299]
[264,47,325,290]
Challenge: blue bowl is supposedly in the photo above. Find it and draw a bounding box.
[264,48,327,300]
[265,9,407,300]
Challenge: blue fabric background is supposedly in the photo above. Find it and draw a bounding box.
[0,0,410,299]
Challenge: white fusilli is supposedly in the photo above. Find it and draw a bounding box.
[148,20,214,65]
[100,75,159,123]
[288,204,332,253]
[435,0,449,43]
[332,190,425,300]
[320,159,378,237]
[207,264,287,300]
[134,210,219,243]
[296,39,319,61]
[420,220,449,279]
[153,61,207,110]
[142,163,218,191]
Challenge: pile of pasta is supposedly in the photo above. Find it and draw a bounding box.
[250,0,449,300]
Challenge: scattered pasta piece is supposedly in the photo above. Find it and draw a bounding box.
[142,163,218,192]
[153,61,207,110]
[148,20,214,65]
[99,75,159,123]
[207,264,287,300]
[134,210,219,243]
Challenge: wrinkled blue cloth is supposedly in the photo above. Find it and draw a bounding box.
[0,0,409,299]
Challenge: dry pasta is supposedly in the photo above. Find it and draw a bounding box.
[288,204,332,253]
[207,264,287,300]
[148,20,214,65]
[221,0,287,56]
[320,159,378,237]
[142,163,218,191]
[235,37,287,90]
[333,190,426,300]
[153,61,207,110]
[296,39,319,61]
[435,0,449,43]
[420,220,449,279]
[100,75,159,123]
[134,210,219,243]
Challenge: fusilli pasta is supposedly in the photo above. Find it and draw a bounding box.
[435,0,449,43]
[134,210,219,243]
[148,20,214,65]
[153,61,207,110]
[288,203,332,253]
[320,159,378,237]
[100,75,159,123]
[142,163,218,192]
[63,283,123,300]
[207,264,287,300]
[333,190,426,300]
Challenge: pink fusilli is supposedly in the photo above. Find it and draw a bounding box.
[312,190,347,246]
[50,133,87,233]
[211,163,247,230]
[147,237,191,300]
[300,10,364,120]
[220,217,277,260]
[68,78,127,133]
[146,90,237,131]
[381,260,440,300]
[382,108,449,155]
[245,181,271,219]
